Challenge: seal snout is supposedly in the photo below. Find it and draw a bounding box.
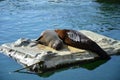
[52,40,63,50]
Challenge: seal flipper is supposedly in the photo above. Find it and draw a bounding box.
[36,35,42,42]
[83,40,111,60]
[67,30,110,60]
[36,36,46,45]
[36,31,46,44]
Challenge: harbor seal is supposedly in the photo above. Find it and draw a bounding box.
[55,29,110,59]
[36,30,63,50]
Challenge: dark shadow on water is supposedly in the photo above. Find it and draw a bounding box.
[38,59,108,78]
[95,0,120,32]
[16,59,109,78]
[0,0,4,2]
[96,0,120,4]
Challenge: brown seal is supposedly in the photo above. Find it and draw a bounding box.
[55,29,110,59]
[36,30,63,50]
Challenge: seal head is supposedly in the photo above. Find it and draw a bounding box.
[36,30,63,50]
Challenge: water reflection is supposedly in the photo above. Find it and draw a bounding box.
[1,0,120,32]
[38,59,108,78]
[0,0,4,2]
[16,59,108,78]
[48,0,62,3]
[96,0,120,4]
[96,0,120,32]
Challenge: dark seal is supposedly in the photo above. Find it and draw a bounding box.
[55,29,110,59]
[36,30,63,50]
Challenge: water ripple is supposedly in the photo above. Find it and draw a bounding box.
[0,0,120,80]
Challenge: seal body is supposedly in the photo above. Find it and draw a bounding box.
[36,30,63,50]
[55,29,110,59]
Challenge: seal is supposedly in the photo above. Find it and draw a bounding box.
[55,29,110,59]
[36,30,63,50]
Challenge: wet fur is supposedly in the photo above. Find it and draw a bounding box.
[36,30,63,50]
[55,29,110,59]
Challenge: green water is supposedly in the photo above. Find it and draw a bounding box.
[0,0,120,80]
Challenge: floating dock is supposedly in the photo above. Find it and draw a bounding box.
[0,30,120,73]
